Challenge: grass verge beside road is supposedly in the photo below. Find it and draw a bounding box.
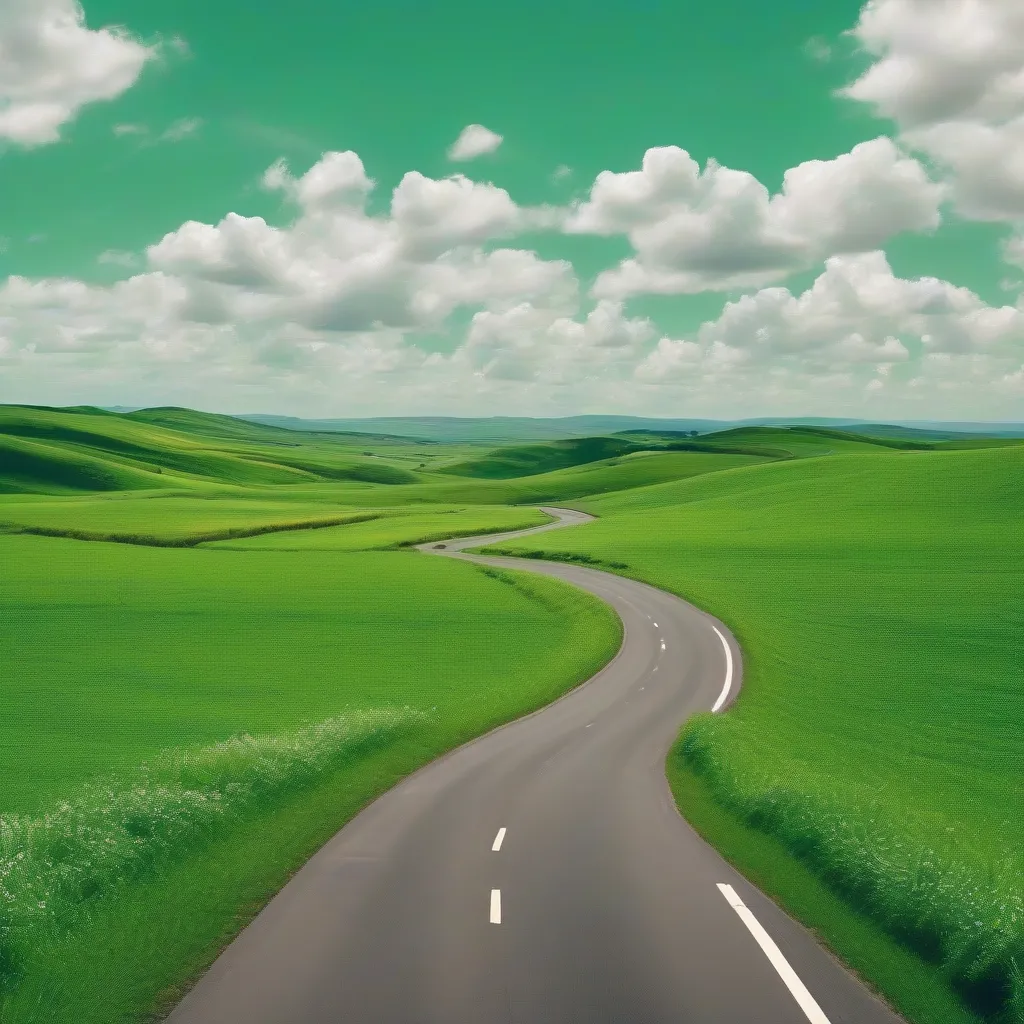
[0,534,620,1023]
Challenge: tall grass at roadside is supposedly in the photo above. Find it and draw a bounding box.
[0,707,421,990]
[680,717,1024,1020]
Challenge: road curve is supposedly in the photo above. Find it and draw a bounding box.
[167,506,903,1024]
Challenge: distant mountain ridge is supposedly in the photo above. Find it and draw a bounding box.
[236,413,1024,442]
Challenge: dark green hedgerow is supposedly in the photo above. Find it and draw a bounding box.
[477,546,630,571]
[1,513,381,548]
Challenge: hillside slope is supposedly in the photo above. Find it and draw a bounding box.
[438,436,643,478]
[482,446,1024,1023]
[0,406,424,493]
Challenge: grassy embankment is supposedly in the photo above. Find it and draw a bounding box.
[480,445,1024,1024]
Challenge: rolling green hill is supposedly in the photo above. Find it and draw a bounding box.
[685,424,933,456]
[432,424,903,480]
[124,407,320,444]
[238,413,729,442]
[2,402,1019,1024]
[0,434,174,494]
[127,407,427,447]
[4,406,1014,499]
[0,404,786,505]
[0,405,430,493]
[439,435,645,478]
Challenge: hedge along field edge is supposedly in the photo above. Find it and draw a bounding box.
[0,513,385,548]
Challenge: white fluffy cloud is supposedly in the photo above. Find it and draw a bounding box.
[566,138,943,298]
[0,0,155,146]
[842,0,1024,221]
[1004,232,1024,269]
[447,124,503,161]
[145,151,573,332]
[1,144,1021,417]
[907,118,1024,222]
[841,0,1024,128]
[457,300,654,382]
[635,251,1024,387]
[3,249,1022,416]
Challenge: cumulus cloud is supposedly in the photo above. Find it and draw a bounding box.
[3,249,1023,416]
[262,151,372,208]
[566,138,943,298]
[0,0,156,146]
[1004,232,1024,269]
[635,251,1024,386]
[2,144,1021,418]
[841,0,1024,128]
[457,300,654,383]
[146,151,572,332]
[905,116,1024,223]
[841,0,1024,221]
[0,150,578,404]
[447,124,503,162]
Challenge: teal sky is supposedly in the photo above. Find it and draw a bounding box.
[1,0,1022,418]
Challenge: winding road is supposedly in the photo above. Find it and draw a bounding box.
[167,507,904,1024]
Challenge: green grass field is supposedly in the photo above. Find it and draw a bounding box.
[0,532,620,1020]
[205,505,548,550]
[0,494,547,546]
[2,403,1021,1024]
[481,446,1024,1023]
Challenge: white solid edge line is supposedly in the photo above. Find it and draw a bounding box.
[490,889,501,924]
[492,828,506,852]
[716,885,831,1024]
[711,625,733,713]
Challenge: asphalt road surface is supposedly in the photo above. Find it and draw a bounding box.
[167,507,904,1024]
